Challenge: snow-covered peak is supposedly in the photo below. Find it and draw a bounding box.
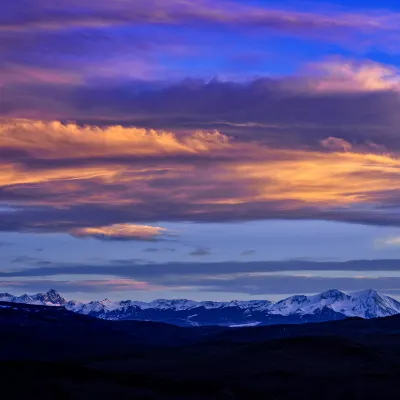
[31,289,66,306]
[1,289,67,307]
[65,298,126,315]
[77,300,110,314]
[269,289,400,319]
[270,295,309,315]
[65,300,85,312]
[0,293,15,302]
[311,289,351,308]
[98,299,121,310]
[348,289,400,318]
[14,294,34,303]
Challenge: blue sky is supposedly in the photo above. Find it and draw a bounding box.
[2,0,400,301]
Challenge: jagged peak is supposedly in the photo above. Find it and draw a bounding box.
[34,289,61,296]
[18,294,32,300]
[31,289,66,305]
[275,294,307,304]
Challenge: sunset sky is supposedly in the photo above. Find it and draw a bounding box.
[3,0,400,301]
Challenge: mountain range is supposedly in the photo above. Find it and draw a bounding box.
[2,288,400,327]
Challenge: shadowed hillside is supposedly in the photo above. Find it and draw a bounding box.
[0,302,400,398]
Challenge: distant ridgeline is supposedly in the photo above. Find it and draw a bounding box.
[1,288,399,327]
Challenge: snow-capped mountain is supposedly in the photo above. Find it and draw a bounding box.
[0,289,66,306]
[2,289,400,327]
[268,289,400,319]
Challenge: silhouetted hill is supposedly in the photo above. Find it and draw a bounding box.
[0,301,224,362]
[1,301,400,398]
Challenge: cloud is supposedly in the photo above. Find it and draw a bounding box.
[2,0,397,44]
[109,258,152,265]
[189,248,211,257]
[2,59,400,232]
[69,223,169,241]
[2,116,400,231]
[3,59,400,148]
[0,64,82,87]
[143,248,176,253]
[375,236,400,248]
[191,275,400,295]
[11,256,41,264]
[320,137,352,152]
[2,273,400,297]
[241,250,256,256]
[0,279,158,294]
[5,258,400,299]
[1,3,398,111]
[5,259,400,280]
[304,59,400,93]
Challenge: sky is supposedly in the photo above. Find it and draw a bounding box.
[3,0,400,301]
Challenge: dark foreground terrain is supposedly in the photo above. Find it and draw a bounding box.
[1,302,400,399]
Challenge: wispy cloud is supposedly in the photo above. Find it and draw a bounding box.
[375,236,400,248]
[241,250,256,256]
[70,223,170,241]
[2,0,399,45]
[143,248,176,253]
[0,279,158,293]
[4,258,400,299]
[11,256,41,264]
[1,272,400,296]
[5,259,400,279]
[189,248,212,257]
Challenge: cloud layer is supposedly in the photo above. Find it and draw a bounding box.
[2,105,400,233]
[3,259,400,296]
[3,0,400,298]
[3,0,398,38]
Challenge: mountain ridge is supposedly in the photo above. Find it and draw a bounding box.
[2,288,400,327]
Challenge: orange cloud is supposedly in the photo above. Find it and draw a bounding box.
[67,279,153,290]
[2,119,400,231]
[0,119,232,196]
[70,224,169,241]
[304,59,400,93]
[0,119,229,158]
[228,150,400,205]
[321,137,352,152]
[0,279,159,292]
